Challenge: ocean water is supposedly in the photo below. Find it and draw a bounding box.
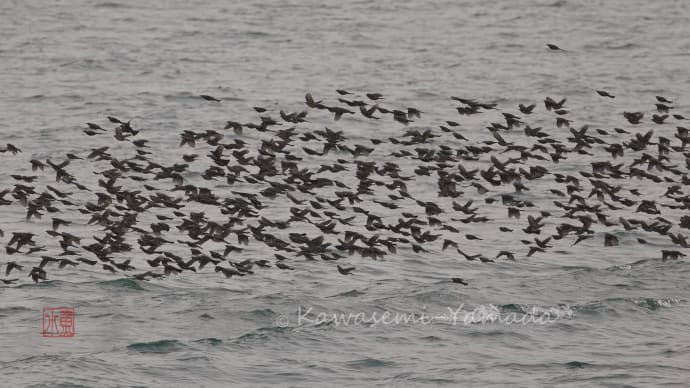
[1,0,690,387]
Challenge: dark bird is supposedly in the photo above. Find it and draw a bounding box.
[652,114,668,124]
[215,266,244,278]
[4,88,690,286]
[52,217,72,231]
[328,106,355,121]
[200,94,221,102]
[495,251,516,261]
[547,43,565,51]
[451,278,468,285]
[276,262,295,270]
[6,261,23,276]
[604,233,619,247]
[30,159,45,171]
[519,103,536,114]
[29,267,47,283]
[623,111,644,124]
[254,260,271,268]
[442,239,458,251]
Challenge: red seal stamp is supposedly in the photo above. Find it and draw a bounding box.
[42,307,75,337]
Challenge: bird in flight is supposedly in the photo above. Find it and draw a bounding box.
[200,94,221,102]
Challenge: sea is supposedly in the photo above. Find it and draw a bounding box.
[1,0,689,387]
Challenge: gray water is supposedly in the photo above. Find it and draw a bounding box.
[1,0,690,387]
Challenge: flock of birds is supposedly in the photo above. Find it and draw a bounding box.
[1,70,689,286]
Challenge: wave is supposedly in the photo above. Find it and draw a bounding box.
[99,278,146,291]
[127,339,187,354]
[574,297,684,315]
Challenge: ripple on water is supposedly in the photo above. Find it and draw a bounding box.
[126,339,186,354]
[233,326,293,345]
[346,357,396,369]
[330,289,367,298]
[574,297,683,316]
[420,335,443,342]
[565,361,591,369]
[247,308,276,319]
[193,337,223,346]
[632,297,683,311]
[0,306,33,316]
[500,303,525,313]
[18,280,60,289]
[98,278,146,291]
[94,2,128,8]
